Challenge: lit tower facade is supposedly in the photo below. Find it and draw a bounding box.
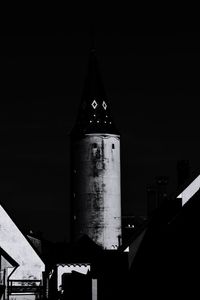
[70,49,122,249]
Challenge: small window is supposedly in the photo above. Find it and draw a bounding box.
[93,143,97,149]
[112,144,115,149]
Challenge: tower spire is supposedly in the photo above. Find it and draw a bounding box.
[90,26,95,53]
[71,41,119,137]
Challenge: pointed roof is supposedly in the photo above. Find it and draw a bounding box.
[0,203,45,280]
[71,49,119,137]
[0,246,19,268]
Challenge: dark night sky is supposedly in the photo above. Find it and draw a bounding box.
[0,11,200,242]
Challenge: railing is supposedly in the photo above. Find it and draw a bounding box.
[8,279,44,298]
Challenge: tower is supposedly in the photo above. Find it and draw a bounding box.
[70,49,122,249]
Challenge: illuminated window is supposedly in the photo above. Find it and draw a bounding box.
[102,101,107,110]
[92,99,98,109]
[97,120,100,123]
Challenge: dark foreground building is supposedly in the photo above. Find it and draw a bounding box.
[125,192,199,298]
[46,235,128,300]
[46,187,199,299]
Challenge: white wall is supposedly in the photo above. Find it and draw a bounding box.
[57,264,90,289]
[73,133,122,249]
[0,204,45,280]
[177,175,200,206]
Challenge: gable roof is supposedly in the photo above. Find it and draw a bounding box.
[0,246,19,268]
[0,203,45,279]
[48,235,103,265]
[173,167,200,203]
[0,201,45,263]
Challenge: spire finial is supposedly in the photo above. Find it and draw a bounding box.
[89,24,96,53]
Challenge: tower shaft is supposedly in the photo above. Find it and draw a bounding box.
[71,134,121,249]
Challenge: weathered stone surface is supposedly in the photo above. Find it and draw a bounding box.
[72,134,122,249]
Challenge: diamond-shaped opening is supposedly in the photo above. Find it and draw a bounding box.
[92,99,98,109]
[102,101,107,110]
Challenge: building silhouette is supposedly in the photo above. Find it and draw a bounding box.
[147,175,169,216]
